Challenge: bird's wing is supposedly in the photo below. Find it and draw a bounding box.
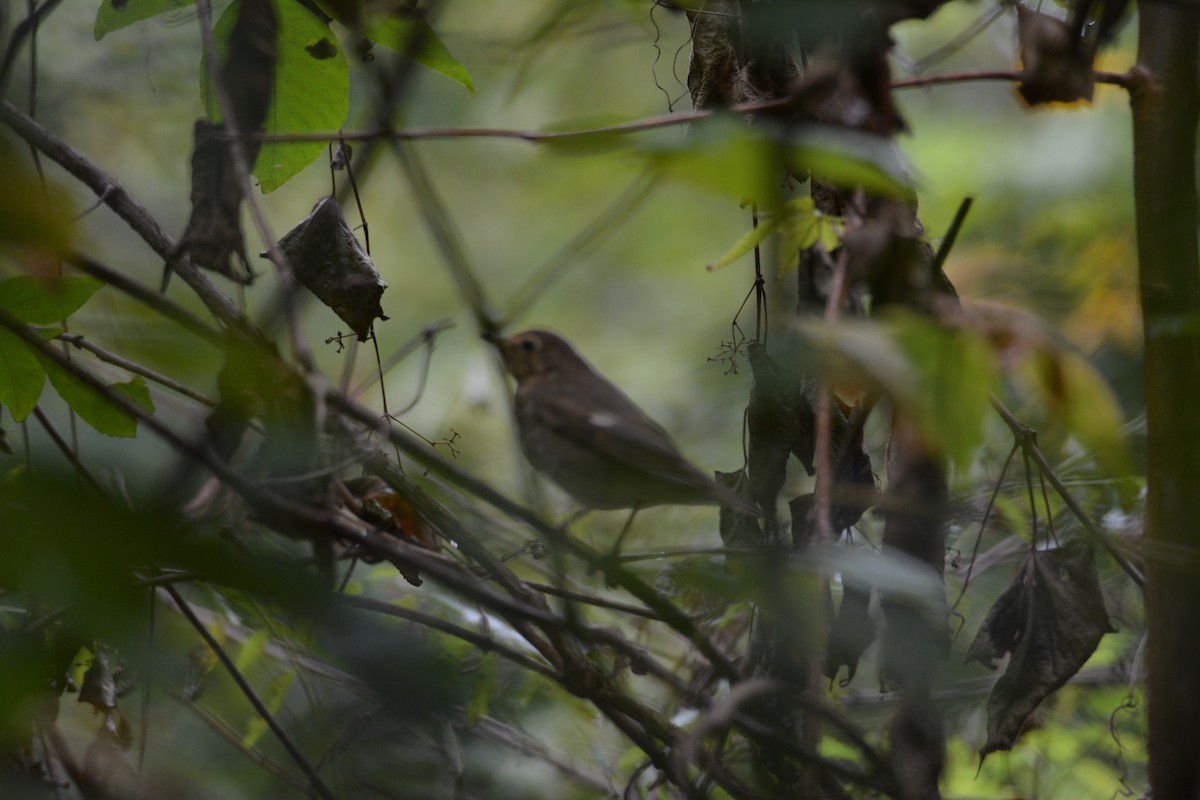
[522,379,714,489]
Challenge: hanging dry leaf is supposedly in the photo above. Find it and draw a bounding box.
[171,0,278,287]
[275,197,388,341]
[78,651,118,713]
[1016,5,1095,106]
[746,341,815,511]
[716,469,765,554]
[174,120,256,284]
[824,580,875,683]
[966,540,1115,757]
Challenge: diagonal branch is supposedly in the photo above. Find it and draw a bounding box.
[163,583,338,800]
[989,395,1146,588]
[0,99,246,330]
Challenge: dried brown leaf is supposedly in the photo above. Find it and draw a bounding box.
[967,541,1115,756]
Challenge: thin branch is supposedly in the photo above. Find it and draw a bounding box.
[349,319,455,399]
[231,69,1136,149]
[393,143,499,335]
[989,395,1146,588]
[31,406,103,491]
[930,196,973,278]
[526,581,664,621]
[892,68,1134,91]
[57,333,216,407]
[328,390,743,684]
[0,100,246,330]
[162,583,339,800]
[340,595,559,680]
[65,253,225,346]
[179,694,309,789]
[470,716,613,794]
[0,0,65,94]
[951,442,1020,610]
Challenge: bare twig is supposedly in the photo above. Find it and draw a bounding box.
[57,333,216,407]
[470,716,613,794]
[228,69,1136,149]
[30,406,103,491]
[163,583,339,800]
[892,68,1134,91]
[989,395,1146,588]
[179,694,309,789]
[393,143,498,335]
[340,595,559,680]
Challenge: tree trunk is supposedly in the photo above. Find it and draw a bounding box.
[1132,6,1200,799]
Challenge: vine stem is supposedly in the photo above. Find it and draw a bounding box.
[989,395,1146,589]
[234,70,1136,147]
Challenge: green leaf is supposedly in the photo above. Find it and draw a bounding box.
[706,217,780,272]
[94,0,195,40]
[0,277,103,324]
[0,331,45,422]
[795,316,998,471]
[38,355,155,438]
[787,127,914,201]
[208,0,350,192]
[465,652,496,726]
[639,116,784,206]
[709,197,845,274]
[366,16,474,93]
[1024,348,1128,475]
[242,670,296,748]
[234,629,272,673]
[892,317,999,472]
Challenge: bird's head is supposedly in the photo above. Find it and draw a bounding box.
[496,329,584,381]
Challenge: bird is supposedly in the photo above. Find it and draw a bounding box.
[494,329,732,514]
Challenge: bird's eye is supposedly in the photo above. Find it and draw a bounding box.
[520,339,537,352]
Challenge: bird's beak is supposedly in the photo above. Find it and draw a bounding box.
[480,330,504,346]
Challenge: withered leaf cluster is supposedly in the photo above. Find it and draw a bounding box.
[173,0,278,285]
[966,540,1115,756]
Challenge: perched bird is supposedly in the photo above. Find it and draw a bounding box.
[495,329,728,511]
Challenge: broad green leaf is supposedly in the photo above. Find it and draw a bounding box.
[242,670,296,748]
[794,316,997,471]
[208,0,350,192]
[892,318,999,472]
[94,0,195,40]
[1023,349,1128,474]
[0,331,45,422]
[366,16,474,93]
[38,355,155,437]
[787,127,914,201]
[795,319,917,402]
[639,116,784,206]
[0,277,103,324]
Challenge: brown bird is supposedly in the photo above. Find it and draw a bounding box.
[496,329,728,512]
